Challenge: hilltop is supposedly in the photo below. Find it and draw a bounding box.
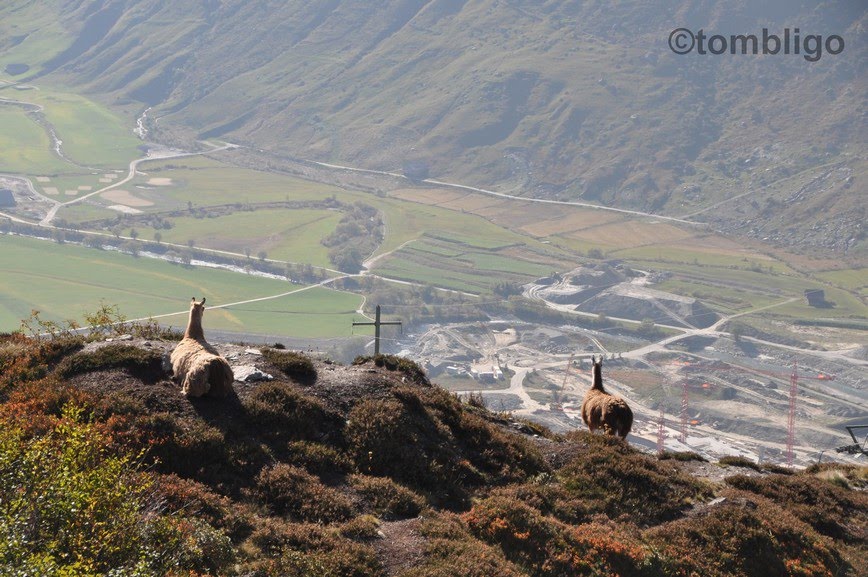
[0,0,865,254]
[0,329,865,575]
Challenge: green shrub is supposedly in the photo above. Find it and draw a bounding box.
[350,474,426,519]
[254,464,354,523]
[0,404,232,575]
[262,348,317,381]
[54,344,163,379]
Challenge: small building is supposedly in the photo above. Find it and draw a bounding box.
[804,289,827,307]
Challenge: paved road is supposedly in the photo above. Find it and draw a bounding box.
[308,159,701,226]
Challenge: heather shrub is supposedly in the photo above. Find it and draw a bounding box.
[262,348,317,381]
[337,514,381,541]
[646,490,847,577]
[718,455,760,471]
[724,473,868,542]
[353,354,429,385]
[463,496,656,577]
[267,541,383,577]
[345,386,546,505]
[54,344,163,379]
[486,481,591,525]
[254,463,354,522]
[402,512,523,577]
[350,474,426,519]
[155,473,253,540]
[150,418,229,480]
[243,381,341,442]
[286,440,352,475]
[400,538,523,577]
[559,431,710,525]
[658,450,707,462]
[0,334,83,390]
[245,518,383,577]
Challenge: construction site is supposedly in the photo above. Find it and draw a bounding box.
[395,271,867,468]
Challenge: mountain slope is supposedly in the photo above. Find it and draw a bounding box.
[1,0,865,254]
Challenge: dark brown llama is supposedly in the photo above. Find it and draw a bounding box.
[580,355,633,438]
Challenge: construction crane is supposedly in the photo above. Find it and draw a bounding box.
[836,425,868,457]
[676,359,836,466]
[551,353,576,412]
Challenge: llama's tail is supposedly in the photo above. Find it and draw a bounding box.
[182,360,211,397]
[206,357,235,398]
[617,404,634,438]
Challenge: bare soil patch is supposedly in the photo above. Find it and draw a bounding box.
[102,189,153,207]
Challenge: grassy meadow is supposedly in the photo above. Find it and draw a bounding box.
[0,234,363,338]
[0,106,70,174]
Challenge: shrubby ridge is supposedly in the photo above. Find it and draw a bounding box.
[0,329,864,576]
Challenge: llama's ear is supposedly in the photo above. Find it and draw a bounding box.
[191,297,195,303]
[591,355,595,363]
[201,297,206,305]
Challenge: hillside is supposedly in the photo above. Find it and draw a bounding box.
[0,329,865,575]
[1,0,865,254]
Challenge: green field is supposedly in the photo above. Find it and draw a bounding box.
[0,235,362,337]
[25,90,141,168]
[148,208,342,268]
[202,287,368,338]
[0,106,70,174]
[72,157,576,290]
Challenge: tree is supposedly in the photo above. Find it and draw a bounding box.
[129,228,139,240]
[257,250,268,262]
[153,231,162,244]
[730,322,746,343]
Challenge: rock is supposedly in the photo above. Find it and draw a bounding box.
[162,353,173,374]
[233,365,273,383]
[117,334,133,341]
[245,348,262,356]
